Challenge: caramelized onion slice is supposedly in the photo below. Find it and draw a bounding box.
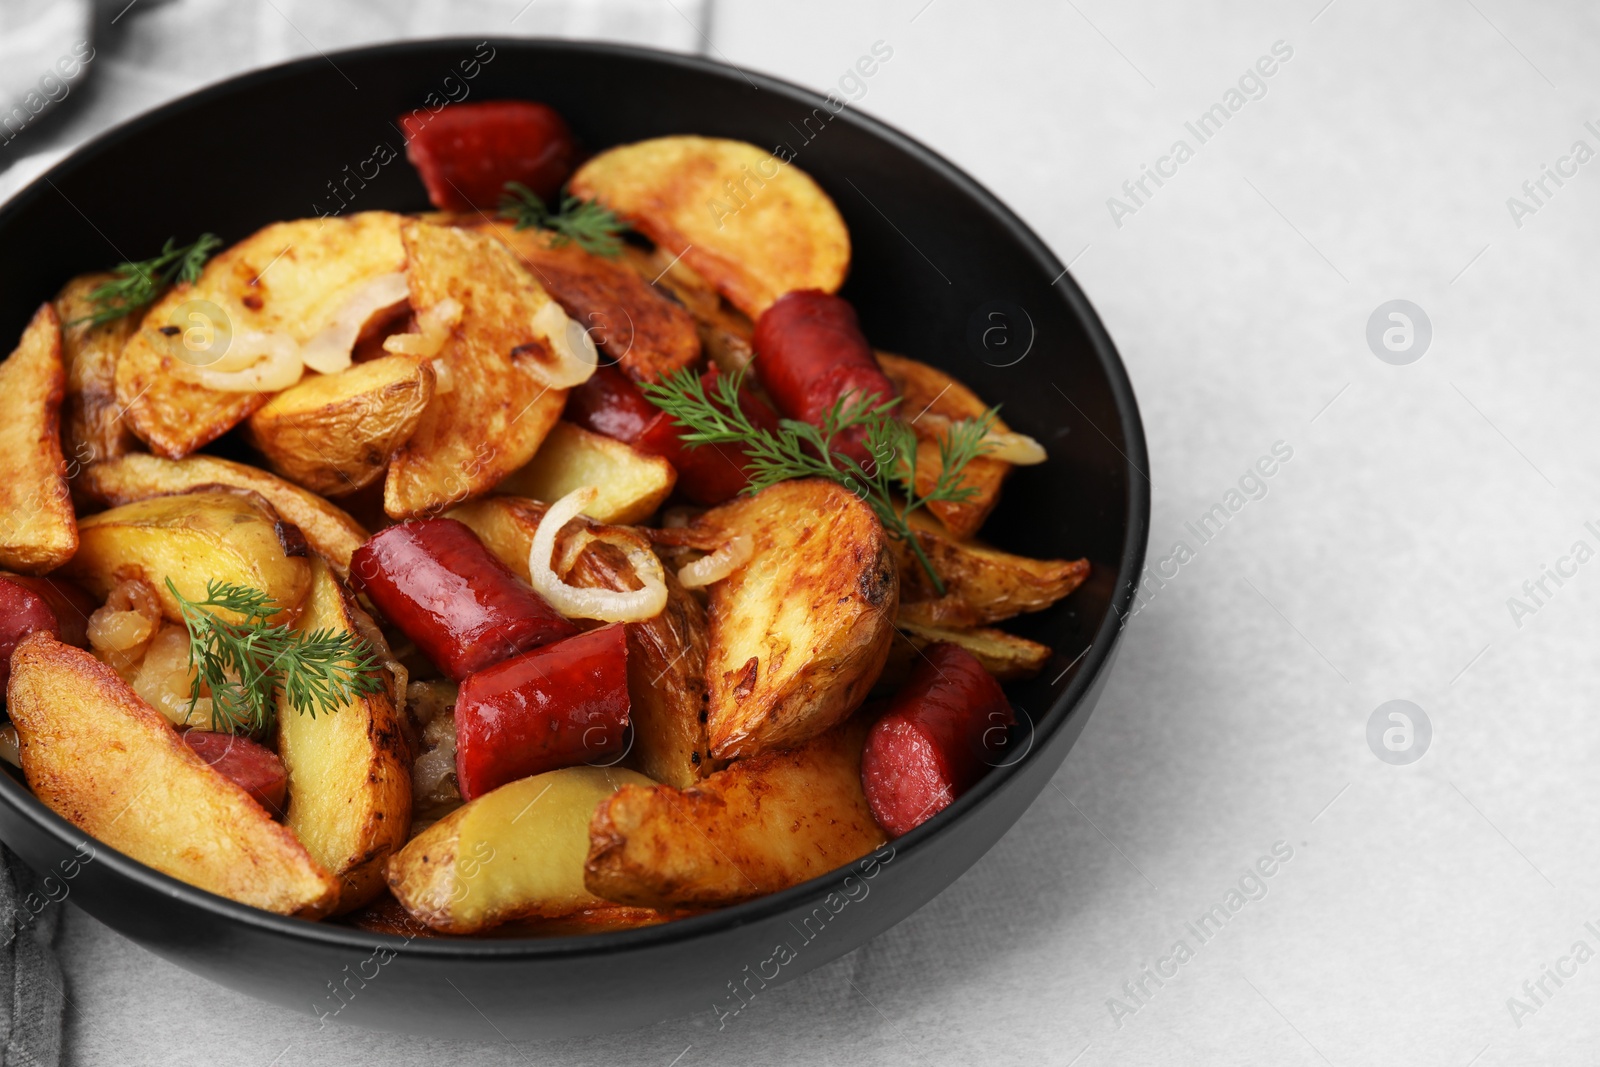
[528,487,668,622]
[300,272,411,374]
[677,534,753,589]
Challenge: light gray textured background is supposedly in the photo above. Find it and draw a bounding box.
[4,0,1599,1064]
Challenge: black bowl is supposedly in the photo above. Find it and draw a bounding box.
[0,39,1148,1038]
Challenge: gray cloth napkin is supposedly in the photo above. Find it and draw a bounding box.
[0,847,63,1067]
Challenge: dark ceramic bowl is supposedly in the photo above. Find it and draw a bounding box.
[0,39,1147,1038]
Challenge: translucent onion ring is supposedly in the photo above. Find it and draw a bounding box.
[179,330,304,393]
[299,271,410,374]
[528,487,668,622]
[521,300,599,389]
[677,534,753,589]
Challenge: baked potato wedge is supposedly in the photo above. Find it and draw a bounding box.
[388,765,653,934]
[54,274,141,466]
[383,220,568,518]
[586,717,885,909]
[247,354,434,498]
[478,220,700,382]
[494,422,676,525]
[890,621,1051,682]
[691,479,896,760]
[570,136,850,319]
[74,454,368,578]
[9,633,338,917]
[895,511,1089,628]
[878,352,1011,539]
[0,304,76,573]
[115,212,407,458]
[277,558,411,913]
[62,489,311,624]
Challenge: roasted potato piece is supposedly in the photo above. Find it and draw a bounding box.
[479,220,700,382]
[9,633,338,917]
[895,511,1089,628]
[116,212,406,458]
[344,892,672,939]
[878,352,1011,539]
[0,305,76,573]
[892,621,1051,682]
[692,479,896,760]
[384,221,567,519]
[569,541,711,788]
[247,354,434,498]
[586,718,885,909]
[54,274,141,466]
[388,766,654,934]
[61,489,311,624]
[570,136,850,319]
[74,454,368,578]
[621,246,755,374]
[277,558,411,913]
[494,422,676,525]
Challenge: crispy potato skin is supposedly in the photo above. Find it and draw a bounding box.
[694,479,896,760]
[248,354,434,498]
[494,422,676,526]
[115,212,407,458]
[277,558,411,913]
[54,275,141,467]
[586,717,885,909]
[384,221,566,518]
[478,221,701,383]
[569,541,712,788]
[74,454,368,578]
[886,622,1051,683]
[61,489,311,624]
[9,633,338,917]
[342,892,672,938]
[387,766,654,934]
[877,352,1010,539]
[894,512,1089,629]
[571,136,850,319]
[0,305,76,573]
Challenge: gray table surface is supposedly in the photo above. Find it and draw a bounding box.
[6,0,1599,1063]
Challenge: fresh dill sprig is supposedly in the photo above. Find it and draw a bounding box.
[79,233,222,327]
[498,182,627,257]
[638,365,998,595]
[167,578,384,737]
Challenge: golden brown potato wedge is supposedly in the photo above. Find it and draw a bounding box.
[571,136,850,319]
[384,221,567,518]
[61,489,311,624]
[54,274,141,467]
[477,220,701,382]
[0,305,76,573]
[74,454,368,578]
[891,621,1051,682]
[343,891,672,939]
[894,511,1089,628]
[494,422,675,525]
[9,633,338,917]
[387,766,654,934]
[877,352,1010,539]
[569,540,712,788]
[690,479,896,760]
[586,717,885,909]
[277,558,411,913]
[247,354,434,498]
[116,212,407,458]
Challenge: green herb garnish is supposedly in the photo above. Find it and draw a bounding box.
[638,365,998,595]
[79,234,222,326]
[167,579,384,737]
[497,182,627,257]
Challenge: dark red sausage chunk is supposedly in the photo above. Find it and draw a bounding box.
[350,519,577,681]
[454,624,630,801]
[183,731,288,814]
[861,643,1015,837]
[400,100,578,211]
[0,575,95,690]
[752,290,897,464]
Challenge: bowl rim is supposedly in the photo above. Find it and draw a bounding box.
[0,35,1151,959]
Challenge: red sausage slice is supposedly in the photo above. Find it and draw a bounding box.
[182,731,288,814]
[0,575,96,690]
[350,519,577,681]
[400,100,579,211]
[860,643,1014,837]
[454,624,630,801]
